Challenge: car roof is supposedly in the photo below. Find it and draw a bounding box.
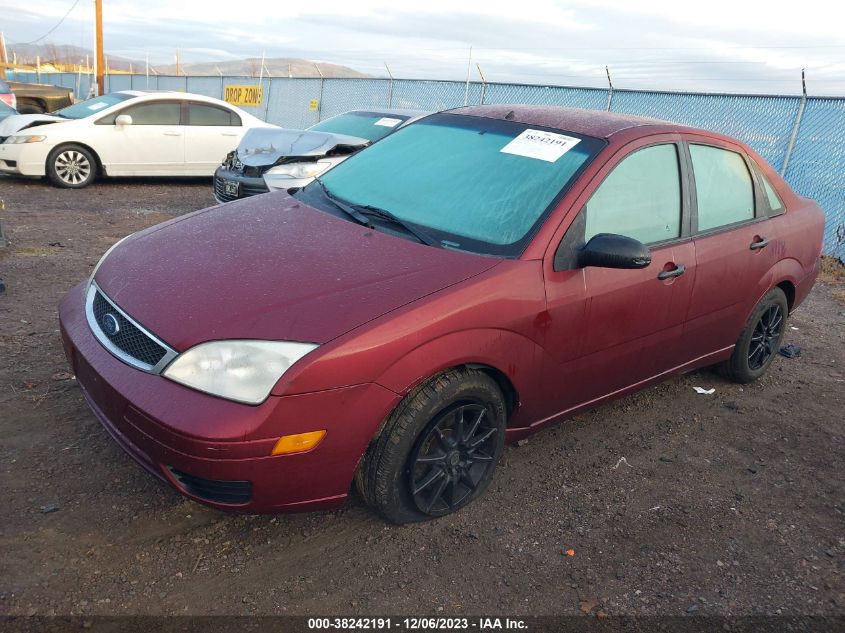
[336,108,432,119]
[449,104,703,139]
[114,90,226,102]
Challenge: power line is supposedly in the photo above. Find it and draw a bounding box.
[14,0,83,46]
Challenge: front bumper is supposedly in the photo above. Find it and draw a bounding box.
[58,281,401,513]
[213,166,269,203]
[0,141,47,176]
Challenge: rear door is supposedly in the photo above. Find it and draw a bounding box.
[542,137,696,416]
[681,137,780,360]
[183,102,244,175]
[95,100,185,175]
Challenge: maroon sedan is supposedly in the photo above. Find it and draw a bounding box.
[59,105,824,523]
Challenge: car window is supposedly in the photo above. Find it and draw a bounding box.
[0,101,16,122]
[690,144,755,231]
[309,112,410,142]
[758,171,785,214]
[119,102,182,125]
[584,144,681,245]
[188,103,240,126]
[57,93,134,120]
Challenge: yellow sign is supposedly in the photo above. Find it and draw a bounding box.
[309,99,319,111]
[224,85,263,107]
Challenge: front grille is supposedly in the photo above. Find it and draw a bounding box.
[168,467,252,504]
[92,291,167,366]
[213,176,238,202]
[214,175,269,202]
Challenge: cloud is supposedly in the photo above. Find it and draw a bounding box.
[3,0,843,94]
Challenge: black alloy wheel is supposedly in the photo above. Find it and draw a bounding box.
[408,402,498,516]
[748,304,784,370]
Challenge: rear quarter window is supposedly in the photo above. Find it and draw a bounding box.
[758,171,785,215]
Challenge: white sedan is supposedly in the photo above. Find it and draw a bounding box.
[0,91,272,188]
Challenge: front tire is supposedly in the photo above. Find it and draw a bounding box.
[46,145,97,188]
[356,369,506,524]
[719,287,788,383]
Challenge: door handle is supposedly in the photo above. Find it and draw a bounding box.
[750,237,769,250]
[657,264,686,280]
[163,131,182,137]
[221,132,239,136]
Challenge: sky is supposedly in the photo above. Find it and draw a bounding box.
[1,0,843,94]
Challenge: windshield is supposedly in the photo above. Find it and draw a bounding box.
[54,93,134,119]
[305,113,604,256]
[0,102,15,121]
[309,111,411,142]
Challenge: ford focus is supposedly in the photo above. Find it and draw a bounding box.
[58,105,824,522]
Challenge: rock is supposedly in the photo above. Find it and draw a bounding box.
[40,502,60,514]
[687,602,699,613]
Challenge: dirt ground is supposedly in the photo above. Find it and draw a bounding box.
[0,174,843,619]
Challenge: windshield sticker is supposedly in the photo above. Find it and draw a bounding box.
[87,102,109,111]
[374,117,402,128]
[500,129,581,162]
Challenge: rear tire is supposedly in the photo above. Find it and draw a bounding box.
[718,287,788,384]
[356,369,506,524]
[46,145,97,189]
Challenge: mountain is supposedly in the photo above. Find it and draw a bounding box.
[7,44,368,78]
[155,58,369,78]
[8,43,140,72]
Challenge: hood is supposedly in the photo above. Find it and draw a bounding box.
[235,127,368,167]
[94,192,499,350]
[0,113,65,137]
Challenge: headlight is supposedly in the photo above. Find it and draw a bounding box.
[5,135,47,144]
[265,161,332,180]
[163,340,318,405]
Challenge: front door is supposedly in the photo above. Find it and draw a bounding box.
[97,100,185,175]
[542,141,696,418]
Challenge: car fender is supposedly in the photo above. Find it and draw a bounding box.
[373,328,548,427]
[744,256,805,323]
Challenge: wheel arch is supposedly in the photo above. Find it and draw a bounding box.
[373,328,545,428]
[47,141,103,175]
[775,279,796,313]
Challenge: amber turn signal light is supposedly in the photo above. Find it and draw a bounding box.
[271,430,326,455]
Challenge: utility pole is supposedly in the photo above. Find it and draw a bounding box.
[94,0,105,96]
[463,45,472,106]
[0,32,7,80]
[175,49,181,76]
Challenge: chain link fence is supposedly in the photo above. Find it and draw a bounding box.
[7,70,845,258]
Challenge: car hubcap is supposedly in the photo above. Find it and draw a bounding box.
[408,402,498,516]
[748,304,783,370]
[56,151,91,185]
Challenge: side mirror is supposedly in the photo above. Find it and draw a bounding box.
[579,233,651,269]
[115,114,133,127]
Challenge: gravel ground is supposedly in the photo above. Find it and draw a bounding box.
[0,174,843,619]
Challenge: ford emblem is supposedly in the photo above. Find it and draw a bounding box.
[101,313,120,336]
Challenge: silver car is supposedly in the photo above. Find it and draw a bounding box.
[213,108,431,203]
